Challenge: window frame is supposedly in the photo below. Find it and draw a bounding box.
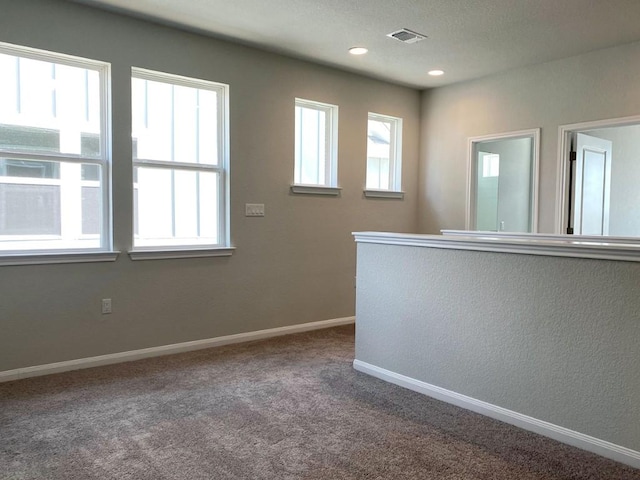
[291,98,340,195]
[0,42,115,265]
[129,67,232,259]
[364,112,403,198]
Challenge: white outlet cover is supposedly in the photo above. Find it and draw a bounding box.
[101,298,112,314]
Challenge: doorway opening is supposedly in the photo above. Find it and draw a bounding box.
[466,129,539,233]
[558,115,640,236]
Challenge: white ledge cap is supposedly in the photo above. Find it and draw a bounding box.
[352,231,640,263]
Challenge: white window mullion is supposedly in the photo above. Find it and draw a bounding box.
[324,108,332,186]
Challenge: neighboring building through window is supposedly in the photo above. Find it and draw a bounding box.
[131,68,229,249]
[0,43,110,252]
[294,98,338,188]
[366,113,402,191]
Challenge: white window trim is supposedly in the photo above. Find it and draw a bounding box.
[128,246,235,261]
[0,42,114,262]
[128,67,231,257]
[289,185,341,196]
[363,189,404,199]
[0,251,119,267]
[365,112,403,195]
[292,98,338,192]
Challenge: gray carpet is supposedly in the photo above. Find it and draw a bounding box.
[1,325,638,479]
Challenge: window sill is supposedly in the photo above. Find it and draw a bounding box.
[0,250,120,267]
[128,247,235,261]
[363,190,405,199]
[290,185,341,196]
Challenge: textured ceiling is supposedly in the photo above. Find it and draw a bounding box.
[74,0,640,89]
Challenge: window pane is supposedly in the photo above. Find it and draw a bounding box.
[198,90,218,166]
[0,53,102,157]
[134,166,219,247]
[81,180,102,236]
[0,184,61,236]
[174,85,198,163]
[132,77,219,165]
[0,158,102,250]
[366,157,390,190]
[295,105,327,185]
[132,78,172,162]
[366,119,392,190]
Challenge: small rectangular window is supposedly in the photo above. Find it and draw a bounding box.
[131,68,229,249]
[294,98,338,188]
[481,153,500,178]
[0,43,110,253]
[366,113,402,192]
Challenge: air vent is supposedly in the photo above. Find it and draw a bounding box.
[387,28,427,44]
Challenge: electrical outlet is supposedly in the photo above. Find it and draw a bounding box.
[245,203,265,217]
[101,298,112,315]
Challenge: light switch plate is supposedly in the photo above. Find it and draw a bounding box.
[245,203,265,217]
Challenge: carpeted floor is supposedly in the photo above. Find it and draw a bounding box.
[1,325,639,479]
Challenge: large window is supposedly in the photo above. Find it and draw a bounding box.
[294,98,338,189]
[131,68,229,250]
[0,43,110,253]
[366,113,402,192]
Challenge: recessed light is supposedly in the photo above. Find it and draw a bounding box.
[349,47,368,55]
[428,69,445,76]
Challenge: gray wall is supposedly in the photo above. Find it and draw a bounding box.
[0,0,420,371]
[355,242,640,452]
[419,40,640,234]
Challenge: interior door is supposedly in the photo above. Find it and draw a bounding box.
[572,133,612,235]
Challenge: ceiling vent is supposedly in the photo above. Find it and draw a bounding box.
[387,28,427,44]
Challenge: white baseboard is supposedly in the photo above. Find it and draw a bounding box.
[0,316,355,383]
[353,359,640,470]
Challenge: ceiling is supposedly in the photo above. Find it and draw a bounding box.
[74,0,640,89]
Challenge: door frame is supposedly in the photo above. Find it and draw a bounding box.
[555,114,640,235]
[466,128,540,232]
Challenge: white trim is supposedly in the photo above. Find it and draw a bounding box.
[363,189,404,199]
[290,184,341,195]
[131,67,227,91]
[556,114,640,235]
[441,230,640,245]
[0,250,119,266]
[466,128,540,233]
[353,231,640,262]
[353,359,640,470]
[0,316,355,383]
[0,40,109,72]
[128,247,235,260]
